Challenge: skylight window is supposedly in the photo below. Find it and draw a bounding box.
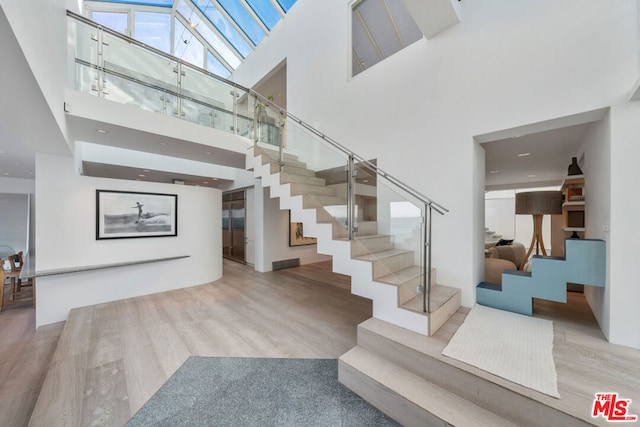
[216,0,266,45]
[85,0,297,74]
[192,0,252,58]
[245,0,282,30]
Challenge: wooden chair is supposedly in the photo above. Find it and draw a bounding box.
[11,252,32,292]
[0,261,5,312]
[1,255,34,310]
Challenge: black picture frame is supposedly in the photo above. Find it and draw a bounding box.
[96,190,178,240]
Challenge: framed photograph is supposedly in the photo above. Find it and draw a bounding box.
[289,211,317,246]
[96,190,178,240]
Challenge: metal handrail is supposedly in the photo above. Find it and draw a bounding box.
[69,9,448,216]
[252,91,448,215]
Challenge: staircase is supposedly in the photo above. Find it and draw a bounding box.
[247,146,460,336]
[477,238,606,315]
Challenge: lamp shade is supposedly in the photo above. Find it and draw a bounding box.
[515,191,562,215]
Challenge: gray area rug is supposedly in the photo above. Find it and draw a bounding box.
[126,357,399,426]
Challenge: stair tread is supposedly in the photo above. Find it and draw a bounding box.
[340,347,519,427]
[401,285,460,314]
[355,248,413,261]
[377,265,423,285]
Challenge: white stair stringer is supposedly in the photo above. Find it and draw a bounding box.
[247,148,432,336]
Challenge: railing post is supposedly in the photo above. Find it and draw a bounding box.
[92,26,105,98]
[423,203,433,313]
[347,155,357,240]
[231,89,238,135]
[253,96,260,146]
[175,62,184,119]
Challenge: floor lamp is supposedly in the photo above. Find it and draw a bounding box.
[515,191,562,270]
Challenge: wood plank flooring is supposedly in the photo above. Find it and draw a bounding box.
[4,260,640,426]
[432,293,640,426]
[27,259,371,427]
[0,302,64,427]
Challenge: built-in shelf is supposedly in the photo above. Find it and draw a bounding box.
[563,227,586,232]
[562,174,585,236]
[563,201,585,207]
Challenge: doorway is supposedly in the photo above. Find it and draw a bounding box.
[222,190,246,263]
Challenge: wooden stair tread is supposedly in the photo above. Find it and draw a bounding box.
[401,285,459,314]
[340,347,519,427]
[354,248,413,262]
[377,265,422,285]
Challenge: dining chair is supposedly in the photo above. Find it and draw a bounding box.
[11,252,32,292]
[0,261,5,312]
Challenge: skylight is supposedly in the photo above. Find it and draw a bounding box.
[85,0,297,75]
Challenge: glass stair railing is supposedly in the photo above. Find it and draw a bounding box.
[67,10,449,315]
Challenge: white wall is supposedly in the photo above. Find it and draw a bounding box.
[580,115,612,339]
[0,0,69,140]
[233,0,639,311]
[34,152,222,327]
[0,177,35,194]
[232,0,640,348]
[609,102,640,348]
[0,193,29,253]
[254,186,331,272]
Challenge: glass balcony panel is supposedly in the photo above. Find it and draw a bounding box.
[103,34,178,94]
[235,89,253,139]
[70,20,100,68]
[181,65,235,133]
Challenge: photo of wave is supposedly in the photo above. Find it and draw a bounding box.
[103,212,172,234]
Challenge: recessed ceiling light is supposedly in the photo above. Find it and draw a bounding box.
[527,174,536,178]
[489,170,499,174]
[96,128,107,134]
[158,142,167,146]
[205,151,212,155]
[143,169,150,172]
[138,174,146,177]
[212,178,218,181]
[517,152,531,157]
[363,179,369,183]
[28,171,34,175]
[203,181,209,184]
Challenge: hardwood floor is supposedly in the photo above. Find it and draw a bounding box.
[4,261,640,426]
[0,302,64,427]
[27,259,371,426]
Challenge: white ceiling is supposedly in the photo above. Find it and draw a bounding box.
[483,122,593,191]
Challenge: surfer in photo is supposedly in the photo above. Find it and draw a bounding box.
[132,201,144,223]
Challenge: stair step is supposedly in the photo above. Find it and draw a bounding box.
[377,266,437,305]
[353,317,583,426]
[253,146,301,163]
[339,346,518,427]
[277,164,317,176]
[290,182,337,197]
[280,173,326,187]
[355,249,415,279]
[349,235,393,257]
[400,285,461,335]
[302,195,347,208]
[331,221,379,238]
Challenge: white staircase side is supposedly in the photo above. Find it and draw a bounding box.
[247,147,456,336]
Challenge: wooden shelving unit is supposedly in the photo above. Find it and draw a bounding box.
[561,174,585,235]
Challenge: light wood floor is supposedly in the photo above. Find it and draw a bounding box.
[25,259,371,427]
[5,261,640,426]
[0,299,64,427]
[432,292,640,426]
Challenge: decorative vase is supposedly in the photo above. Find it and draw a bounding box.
[568,157,583,175]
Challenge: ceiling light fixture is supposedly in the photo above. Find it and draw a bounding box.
[158,142,167,146]
[205,151,212,155]
[517,152,531,157]
[528,174,536,178]
[96,128,107,134]
[138,174,146,177]
[203,181,209,184]
[489,170,499,174]
[143,169,150,172]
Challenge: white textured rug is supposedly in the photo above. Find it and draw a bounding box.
[442,304,559,398]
